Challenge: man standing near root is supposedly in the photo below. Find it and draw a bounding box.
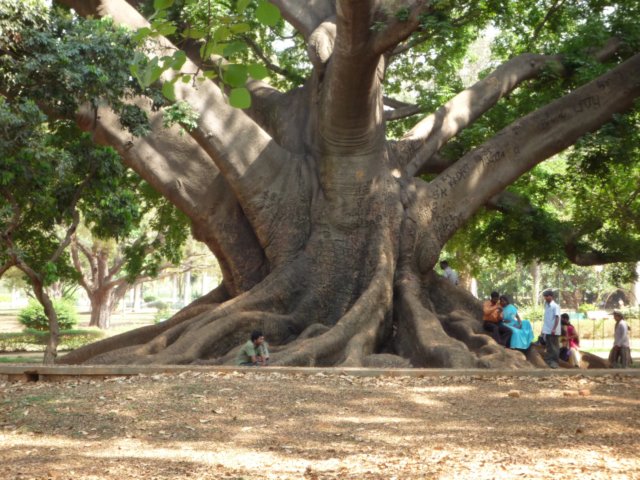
[542,290,562,369]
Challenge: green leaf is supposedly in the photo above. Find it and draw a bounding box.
[229,87,251,109]
[199,42,216,59]
[248,63,269,80]
[132,27,152,43]
[140,59,165,88]
[211,44,228,56]
[153,21,177,36]
[162,82,176,101]
[223,64,248,87]
[230,23,251,34]
[236,0,251,13]
[223,41,248,57]
[214,26,231,42]
[184,27,207,39]
[256,0,281,27]
[171,51,187,70]
[154,0,174,10]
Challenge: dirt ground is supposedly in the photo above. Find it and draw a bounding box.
[1,370,639,480]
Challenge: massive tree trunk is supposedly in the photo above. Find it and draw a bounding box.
[57,0,640,368]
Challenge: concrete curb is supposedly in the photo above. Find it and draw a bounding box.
[1,364,639,382]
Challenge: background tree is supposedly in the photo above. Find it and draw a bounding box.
[3,0,639,367]
[71,220,212,329]
[0,95,141,362]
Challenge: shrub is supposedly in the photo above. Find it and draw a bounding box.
[143,295,157,303]
[577,303,598,315]
[520,305,544,323]
[153,305,173,323]
[18,299,79,331]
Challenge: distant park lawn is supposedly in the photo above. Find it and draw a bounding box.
[0,308,161,363]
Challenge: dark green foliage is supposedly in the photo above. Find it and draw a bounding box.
[0,0,155,135]
[418,1,640,273]
[0,97,143,283]
[18,299,79,331]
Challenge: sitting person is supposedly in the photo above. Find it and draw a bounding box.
[483,291,511,347]
[236,330,270,366]
[499,294,533,350]
[559,313,581,367]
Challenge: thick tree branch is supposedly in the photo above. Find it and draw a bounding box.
[371,1,435,55]
[564,243,640,266]
[70,239,95,292]
[75,103,267,296]
[427,52,640,249]
[63,0,314,272]
[400,53,561,176]
[390,31,431,57]
[400,39,625,176]
[0,261,14,278]
[49,168,95,264]
[58,0,292,206]
[270,0,335,40]
[384,103,425,121]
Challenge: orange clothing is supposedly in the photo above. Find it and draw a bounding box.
[483,300,502,323]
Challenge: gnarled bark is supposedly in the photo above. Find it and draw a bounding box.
[52,0,640,368]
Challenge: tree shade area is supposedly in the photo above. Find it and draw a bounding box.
[1,0,639,367]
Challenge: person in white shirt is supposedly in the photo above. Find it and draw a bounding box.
[609,311,632,368]
[439,261,459,285]
[541,290,561,368]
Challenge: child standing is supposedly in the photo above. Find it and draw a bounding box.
[609,311,632,368]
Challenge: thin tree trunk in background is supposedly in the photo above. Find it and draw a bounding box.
[183,271,191,306]
[634,262,640,307]
[133,282,143,312]
[531,261,541,306]
[35,283,59,364]
[470,278,478,298]
[171,275,178,305]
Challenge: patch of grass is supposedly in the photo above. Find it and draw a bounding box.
[0,355,41,364]
[0,328,105,352]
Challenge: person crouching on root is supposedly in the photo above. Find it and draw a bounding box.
[560,313,581,368]
[236,330,270,366]
[482,291,511,347]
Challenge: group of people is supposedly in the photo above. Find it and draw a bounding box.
[482,291,534,351]
[483,289,632,369]
[235,281,633,370]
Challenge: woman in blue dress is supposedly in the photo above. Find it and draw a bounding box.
[499,295,534,350]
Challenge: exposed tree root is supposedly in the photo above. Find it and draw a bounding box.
[57,286,229,365]
[393,271,533,368]
[269,249,395,366]
[394,272,479,367]
[61,222,536,369]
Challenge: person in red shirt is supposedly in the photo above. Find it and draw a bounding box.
[482,291,512,347]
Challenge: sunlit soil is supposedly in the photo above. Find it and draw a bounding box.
[1,371,639,479]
